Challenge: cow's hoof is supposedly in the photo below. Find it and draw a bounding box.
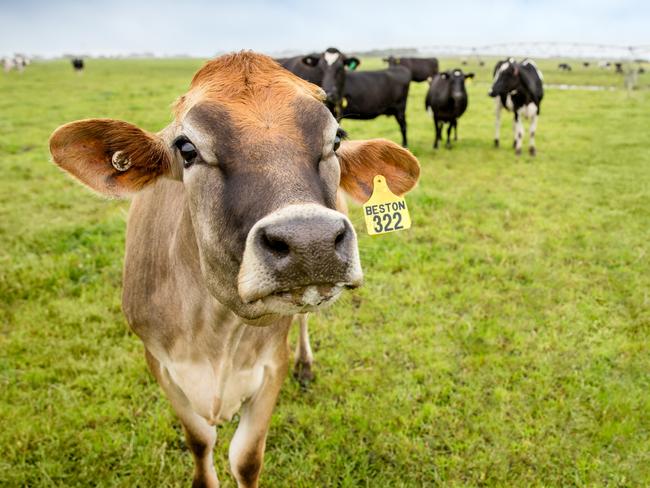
[513,140,517,149]
[529,146,537,157]
[293,361,314,388]
[445,143,452,150]
[515,148,522,156]
[192,472,219,488]
[494,139,499,148]
[433,143,439,150]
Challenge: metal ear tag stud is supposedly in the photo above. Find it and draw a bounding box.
[111,151,132,172]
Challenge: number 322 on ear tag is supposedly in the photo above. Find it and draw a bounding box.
[362,175,412,235]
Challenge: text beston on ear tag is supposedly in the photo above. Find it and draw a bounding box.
[362,175,412,235]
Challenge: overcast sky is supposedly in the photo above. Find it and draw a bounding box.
[1,0,648,57]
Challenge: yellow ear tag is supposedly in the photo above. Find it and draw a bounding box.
[466,77,472,84]
[362,175,412,235]
[342,97,348,108]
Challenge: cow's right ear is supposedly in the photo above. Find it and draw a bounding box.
[49,118,172,198]
[302,55,320,67]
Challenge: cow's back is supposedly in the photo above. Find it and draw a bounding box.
[520,62,544,105]
[409,58,439,82]
[342,67,410,118]
[278,56,322,85]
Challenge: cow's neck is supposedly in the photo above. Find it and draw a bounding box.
[124,180,292,424]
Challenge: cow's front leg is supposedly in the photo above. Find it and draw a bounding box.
[514,112,524,155]
[494,97,502,147]
[229,363,287,488]
[293,314,314,386]
[145,350,219,488]
[445,122,453,149]
[396,110,408,147]
[433,117,442,149]
[528,105,539,156]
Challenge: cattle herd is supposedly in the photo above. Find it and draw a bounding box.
[279,47,544,156]
[29,47,635,487]
[2,54,29,73]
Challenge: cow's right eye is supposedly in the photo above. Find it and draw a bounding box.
[174,138,198,168]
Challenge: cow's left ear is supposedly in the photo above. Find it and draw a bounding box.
[465,72,475,79]
[49,118,173,198]
[337,139,420,202]
[345,57,360,70]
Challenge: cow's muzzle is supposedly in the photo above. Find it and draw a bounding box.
[238,204,363,313]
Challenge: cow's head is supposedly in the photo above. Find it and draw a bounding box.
[49,52,419,323]
[438,69,474,101]
[432,69,473,107]
[489,58,518,97]
[302,47,360,115]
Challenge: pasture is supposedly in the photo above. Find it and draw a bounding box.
[1,57,650,486]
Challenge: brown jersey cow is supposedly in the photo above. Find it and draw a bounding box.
[49,52,420,487]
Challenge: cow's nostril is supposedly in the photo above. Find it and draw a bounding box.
[334,227,346,250]
[261,232,290,257]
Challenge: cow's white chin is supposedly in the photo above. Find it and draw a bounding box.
[243,283,344,316]
[262,284,345,312]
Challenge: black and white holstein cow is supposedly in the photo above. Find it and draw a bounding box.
[382,56,439,82]
[425,69,474,149]
[278,47,360,116]
[49,52,420,487]
[490,58,544,156]
[3,54,28,73]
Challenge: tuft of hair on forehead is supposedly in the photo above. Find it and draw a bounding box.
[174,51,325,118]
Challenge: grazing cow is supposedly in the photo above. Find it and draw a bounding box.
[425,69,474,149]
[278,47,360,116]
[558,63,572,71]
[3,54,27,73]
[598,60,611,69]
[72,57,84,72]
[489,58,544,156]
[583,61,591,68]
[615,62,624,74]
[340,65,412,147]
[382,56,439,82]
[2,57,14,73]
[49,52,420,488]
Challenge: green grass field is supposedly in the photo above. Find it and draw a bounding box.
[1,57,649,487]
